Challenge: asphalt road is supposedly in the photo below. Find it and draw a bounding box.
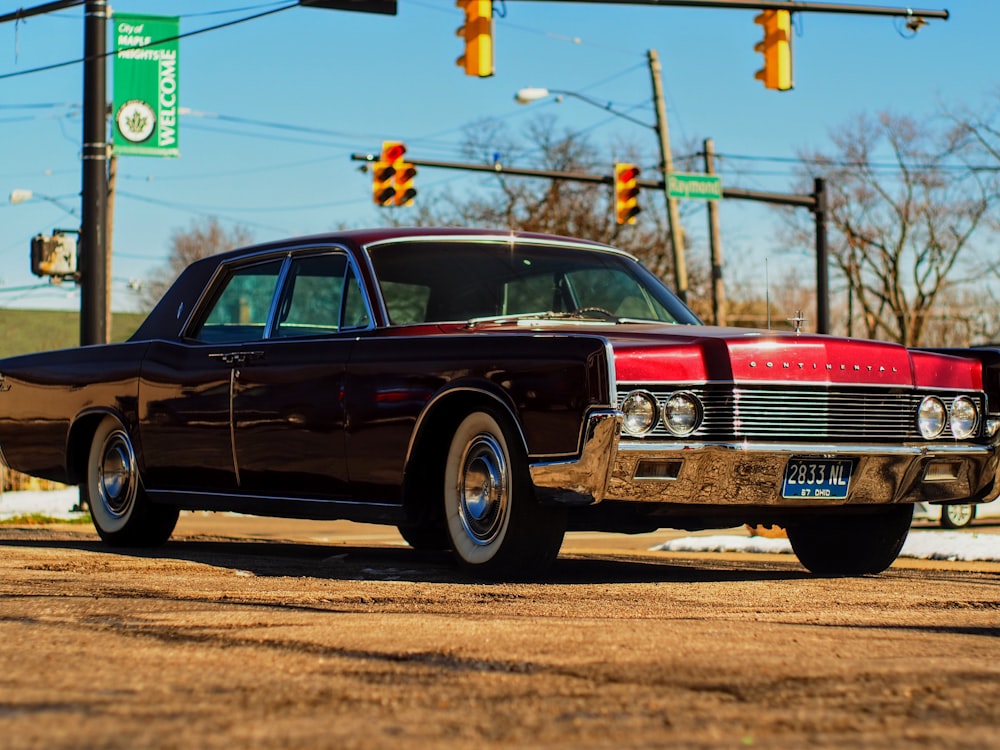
[1,514,999,749]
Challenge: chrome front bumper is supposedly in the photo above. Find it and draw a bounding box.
[608,441,1000,507]
[529,410,1000,509]
[530,409,621,506]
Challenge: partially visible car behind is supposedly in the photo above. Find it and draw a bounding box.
[1,227,998,580]
[912,498,1000,529]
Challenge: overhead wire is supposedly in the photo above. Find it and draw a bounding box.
[0,2,299,81]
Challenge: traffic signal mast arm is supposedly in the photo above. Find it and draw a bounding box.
[352,151,816,207]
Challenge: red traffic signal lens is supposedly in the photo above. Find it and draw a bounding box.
[382,141,406,163]
[618,166,639,183]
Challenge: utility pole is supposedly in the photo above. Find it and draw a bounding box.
[703,138,726,326]
[80,0,109,346]
[813,177,829,335]
[648,49,687,304]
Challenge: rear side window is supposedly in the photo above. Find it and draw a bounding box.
[190,259,284,343]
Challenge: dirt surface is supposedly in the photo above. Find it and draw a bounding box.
[2,514,999,749]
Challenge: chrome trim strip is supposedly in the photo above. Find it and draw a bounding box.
[262,255,294,339]
[617,379,987,393]
[529,409,623,506]
[182,242,379,338]
[146,488,399,509]
[404,386,531,468]
[229,368,240,487]
[604,338,618,408]
[362,233,632,259]
[616,440,993,456]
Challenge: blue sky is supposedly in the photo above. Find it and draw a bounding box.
[1,0,996,312]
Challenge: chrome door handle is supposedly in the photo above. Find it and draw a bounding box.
[209,350,265,365]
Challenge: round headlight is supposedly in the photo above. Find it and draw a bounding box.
[663,391,702,437]
[917,396,946,439]
[621,391,658,436]
[950,396,978,439]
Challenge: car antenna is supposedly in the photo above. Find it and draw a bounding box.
[765,258,771,330]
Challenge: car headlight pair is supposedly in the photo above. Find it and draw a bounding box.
[621,390,701,437]
[917,395,979,440]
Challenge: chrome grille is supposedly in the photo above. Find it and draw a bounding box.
[616,384,985,442]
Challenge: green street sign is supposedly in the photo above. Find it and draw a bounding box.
[112,14,180,158]
[668,173,722,201]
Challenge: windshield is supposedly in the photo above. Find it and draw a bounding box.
[366,239,700,326]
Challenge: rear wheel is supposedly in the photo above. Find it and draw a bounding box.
[786,504,913,576]
[941,504,975,529]
[87,416,178,547]
[443,409,565,579]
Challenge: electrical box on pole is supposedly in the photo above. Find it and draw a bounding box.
[31,230,79,280]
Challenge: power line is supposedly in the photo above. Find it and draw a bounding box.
[0,2,299,81]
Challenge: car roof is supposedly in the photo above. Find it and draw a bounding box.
[205,226,620,264]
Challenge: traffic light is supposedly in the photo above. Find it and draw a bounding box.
[456,0,493,78]
[394,161,417,206]
[373,141,410,207]
[613,164,641,225]
[754,10,793,91]
[372,160,396,206]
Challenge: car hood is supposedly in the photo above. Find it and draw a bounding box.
[451,321,982,390]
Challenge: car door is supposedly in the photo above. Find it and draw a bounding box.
[230,251,367,499]
[138,256,285,494]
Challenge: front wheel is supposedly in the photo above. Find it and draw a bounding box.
[443,409,565,579]
[941,504,975,529]
[87,416,178,547]
[786,504,913,576]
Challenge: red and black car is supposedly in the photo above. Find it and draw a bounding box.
[0,227,996,578]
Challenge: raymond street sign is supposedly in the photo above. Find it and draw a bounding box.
[668,173,722,201]
[112,14,180,157]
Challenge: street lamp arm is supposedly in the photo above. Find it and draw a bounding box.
[9,189,79,217]
[514,87,655,131]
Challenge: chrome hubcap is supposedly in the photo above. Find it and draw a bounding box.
[99,430,137,518]
[458,434,509,545]
[946,505,972,526]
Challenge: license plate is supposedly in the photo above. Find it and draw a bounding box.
[782,458,853,499]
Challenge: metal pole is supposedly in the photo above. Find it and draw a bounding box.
[81,0,109,346]
[814,177,829,334]
[703,139,726,326]
[648,49,687,303]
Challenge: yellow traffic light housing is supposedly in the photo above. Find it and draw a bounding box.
[754,10,793,91]
[394,162,417,206]
[373,141,403,206]
[456,0,494,78]
[373,141,416,207]
[614,164,641,225]
[372,160,396,206]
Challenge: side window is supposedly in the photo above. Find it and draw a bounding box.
[190,259,284,343]
[273,254,348,339]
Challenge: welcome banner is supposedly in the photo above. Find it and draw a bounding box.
[112,13,180,157]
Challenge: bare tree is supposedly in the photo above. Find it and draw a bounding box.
[789,111,996,346]
[141,217,253,309]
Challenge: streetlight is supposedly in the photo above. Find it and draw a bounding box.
[514,88,657,131]
[9,189,79,217]
[513,49,688,303]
